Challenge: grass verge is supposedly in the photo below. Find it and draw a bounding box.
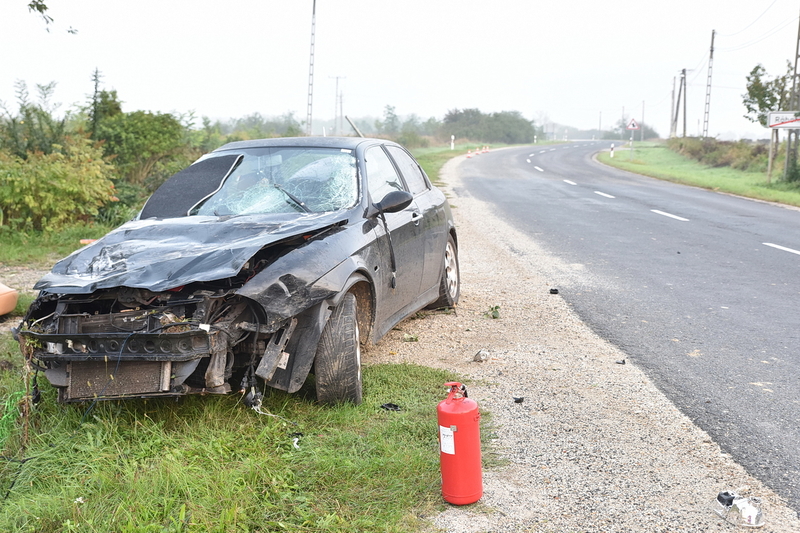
[597,141,800,207]
[0,336,477,533]
[0,224,115,269]
[413,144,485,187]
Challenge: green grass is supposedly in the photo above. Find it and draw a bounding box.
[0,339,474,533]
[0,224,115,268]
[11,293,35,317]
[597,141,800,207]
[412,144,483,186]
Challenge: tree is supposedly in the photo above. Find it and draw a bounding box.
[443,108,537,143]
[743,62,792,181]
[375,105,400,136]
[743,63,791,127]
[0,80,68,158]
[27,0,51,24]
[27,0,77,33]
[87,69,123,139]
[0,135,117,230]
[95,111,186,185]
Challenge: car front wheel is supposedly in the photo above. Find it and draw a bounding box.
[428,234,460,309]
[314,292,362,405]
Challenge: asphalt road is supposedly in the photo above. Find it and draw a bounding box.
[457,142,800,513]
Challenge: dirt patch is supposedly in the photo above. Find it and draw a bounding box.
[364,154,800,532]
[0,266,47,335]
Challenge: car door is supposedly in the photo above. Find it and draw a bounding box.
[364,144,425,323]
[385,145,447,297]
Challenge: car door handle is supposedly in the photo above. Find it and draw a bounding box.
[411,212,423,226]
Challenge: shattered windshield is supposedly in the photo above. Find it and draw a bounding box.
[190,147,358,216]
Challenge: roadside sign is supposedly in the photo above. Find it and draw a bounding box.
[626,118,640,130]
[768,111,800,129]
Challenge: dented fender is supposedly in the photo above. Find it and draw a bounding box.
[236,220,378,323]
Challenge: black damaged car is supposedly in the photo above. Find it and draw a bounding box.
[17,137,459,406]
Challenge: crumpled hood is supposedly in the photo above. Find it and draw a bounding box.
[35,212,348,294]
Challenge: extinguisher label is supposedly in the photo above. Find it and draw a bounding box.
[439,425,455,455]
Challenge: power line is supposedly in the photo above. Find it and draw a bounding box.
[717,16,799,52]
[717,0,779,37]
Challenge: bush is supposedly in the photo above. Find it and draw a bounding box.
[0,136,117,231]
[666,137,770,173]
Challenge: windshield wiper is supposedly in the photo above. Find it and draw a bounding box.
[273,183,311,213]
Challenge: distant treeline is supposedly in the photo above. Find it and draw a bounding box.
[0,75,544,231]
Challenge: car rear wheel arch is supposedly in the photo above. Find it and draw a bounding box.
[427,231,460,309]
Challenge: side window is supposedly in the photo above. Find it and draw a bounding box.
[386,146,428,195]
[365,146,406,202]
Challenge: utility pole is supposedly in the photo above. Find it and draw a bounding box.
[683,69,687,138]
[702,30,715,139]
[672,70,686,138]
[641,100,645,142]
[329,75,346,135]
[305,0,317,136]
[339,91,344,135]
[670,77,677,138]
[784,10,800,180]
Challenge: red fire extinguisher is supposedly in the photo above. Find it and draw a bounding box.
[437,382,482,505]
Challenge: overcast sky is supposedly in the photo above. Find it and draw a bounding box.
[1,0,798,140]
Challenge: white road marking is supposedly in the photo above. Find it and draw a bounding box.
[539,150,546,153]
[763,242,800,256]
[651,209,689,222]
[526,159,531,163]
[563,180,577,185]
[549,148,556,151]
[534,166,544,172]
[529,153,535,157]
[594,191,615,198]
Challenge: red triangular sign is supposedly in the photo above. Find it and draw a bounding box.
[627,119,640,130]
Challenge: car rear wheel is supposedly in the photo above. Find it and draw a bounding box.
[314,292,362,405]
[427,235,460,309]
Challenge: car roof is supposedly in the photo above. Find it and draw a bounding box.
[214,136,396,153]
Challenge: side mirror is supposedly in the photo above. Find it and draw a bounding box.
[374,190,413,214]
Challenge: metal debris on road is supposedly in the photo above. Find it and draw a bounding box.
[473,349,490,362]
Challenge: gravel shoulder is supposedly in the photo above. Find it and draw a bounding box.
[366,153,800,532]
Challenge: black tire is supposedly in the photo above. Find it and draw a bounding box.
[428,234,460,309]
[314,292,362,405]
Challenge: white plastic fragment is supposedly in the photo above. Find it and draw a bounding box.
[712,491,765,528]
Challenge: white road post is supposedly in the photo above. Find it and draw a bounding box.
[630,131,634,161]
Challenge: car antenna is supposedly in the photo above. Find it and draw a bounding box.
[345,115,365,138]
